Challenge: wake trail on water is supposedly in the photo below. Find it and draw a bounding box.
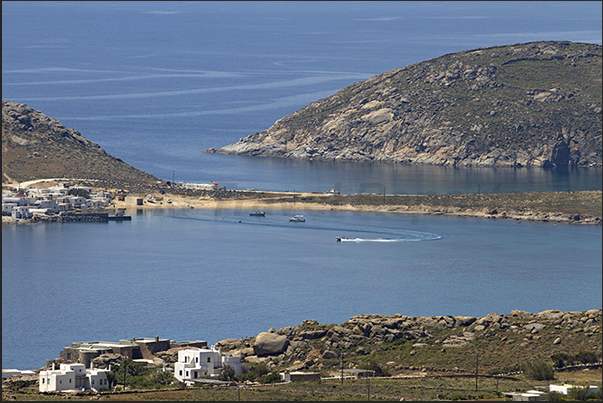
[339,233,442,243]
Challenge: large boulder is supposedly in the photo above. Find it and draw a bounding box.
[253,332,289,356]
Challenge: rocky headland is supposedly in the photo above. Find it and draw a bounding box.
[2,100,162,190]
[207,41,602,168]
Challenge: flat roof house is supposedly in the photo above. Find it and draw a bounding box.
[173,347,243,383]
[39,363,109,392]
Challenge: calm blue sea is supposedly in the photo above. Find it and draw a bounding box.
[2,1,602,370]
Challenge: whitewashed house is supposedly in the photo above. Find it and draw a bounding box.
[87,198,109,209]
[2,196,27,206]
[3,202,17,215]
[34,199,59,213]
[67,196,88,209]
[173,347,243,382]
[11,206,33,219]
[39,363,110,392]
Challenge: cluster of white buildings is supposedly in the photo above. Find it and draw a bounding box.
[2,184,112,219]
[27,346,243,393]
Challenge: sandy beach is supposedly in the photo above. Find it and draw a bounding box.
[3,179,601,225]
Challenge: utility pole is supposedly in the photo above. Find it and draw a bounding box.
[475,353,479,392]
[173,170,175,184]
[123,360,127,389]
[341,352,344,384]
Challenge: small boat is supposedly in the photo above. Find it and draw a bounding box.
[336,236,347,242]
[289,214,305,222]
[249,210,265,217]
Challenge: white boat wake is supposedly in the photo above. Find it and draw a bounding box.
[338,232,442,243]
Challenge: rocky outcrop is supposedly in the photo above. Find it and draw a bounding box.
[215,309,602,374]
[207,41,602,168]
[252,330,289,356]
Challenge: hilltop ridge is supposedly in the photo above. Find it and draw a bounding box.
[207,41,602,168]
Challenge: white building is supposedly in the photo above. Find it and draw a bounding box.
[173,347,243,382]
[3,202,18,215]
[67,196,88,209]
[39,363,110,392]
[34,199,59,213]
[549,384,599,396]
[11,206,33,219]
[177,182,221,190]
[2,196,27,206]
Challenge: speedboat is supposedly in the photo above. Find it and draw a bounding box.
[289,214,305,222]
[336,236,347,242]
[249,210,265,216]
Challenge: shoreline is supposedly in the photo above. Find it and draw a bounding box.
[3,188,601,226]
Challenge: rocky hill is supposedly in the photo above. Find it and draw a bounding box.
[2,100,162,190]
[77,309,600,378]
[209,309,601,376]
[207,41,602,168]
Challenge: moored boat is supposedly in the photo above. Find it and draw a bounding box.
[289,214,305,222]
[250,210,266,216]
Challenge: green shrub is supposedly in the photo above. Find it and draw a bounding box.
[568,386,590,401]
[263,371,281,384]
[574,351,598,364]
[546,391,564,401]
[522,360,555,381]
[218,365,236,381]
[235,362,269,382]
[550,352,572,368]
[68,188,90,198]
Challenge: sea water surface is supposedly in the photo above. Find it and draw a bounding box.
[3,209,602,370]
[2,1,602,192]
[2,1,602,370]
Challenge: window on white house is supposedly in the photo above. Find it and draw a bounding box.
[196,357,199,363]
[186,371,189,377]
[179,370,182,376]
[42,378,45,384]
[207,357,211,362]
